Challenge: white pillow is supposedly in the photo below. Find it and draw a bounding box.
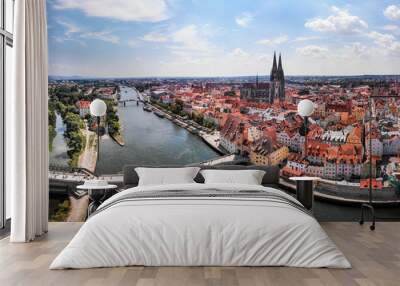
[200,169,266,185]
[135,167,201,186]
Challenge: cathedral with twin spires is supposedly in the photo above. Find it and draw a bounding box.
[239,52,285,103]
[269,52,285,103]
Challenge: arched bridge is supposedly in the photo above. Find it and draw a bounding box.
[118,99,143,106]
[49,154,247,191]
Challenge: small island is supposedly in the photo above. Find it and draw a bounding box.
[105,99,125,146]
[48,84,125,172]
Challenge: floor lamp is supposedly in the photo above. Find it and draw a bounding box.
[298,99,315,157]
[90,99,107,164]
[359,90,400,231]
[360,94,376,231]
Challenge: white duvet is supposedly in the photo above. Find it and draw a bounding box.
[50,183,351,269]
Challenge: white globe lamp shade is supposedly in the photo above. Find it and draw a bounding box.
[90,99,107,117]
[297,99,315,117]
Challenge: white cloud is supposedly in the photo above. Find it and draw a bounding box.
[257,53,271,62]
[52,36,86,46]
[292,36,322,42]
[367,31,400,55]
[57,19,81,36]
[170,25,213,53]
[80,31,120,44]
[56,19,119,45]
[305,6,367,34]
[54,19,84,44]
[349,42,369,56]
[368,31,396,46]
[127,39,139,47]
[201,23,224,37]
[157,49,271,77]
[141,32,168,42]
[382,24,399,31]
[229,48,248,57]
[297,45,328,57]
[53,0,172,22]
[384,5,400,20]
[235,13,253,28]
[257,35,288,46]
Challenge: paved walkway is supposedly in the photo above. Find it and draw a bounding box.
[78,128,97,173]
[66,195,88,222]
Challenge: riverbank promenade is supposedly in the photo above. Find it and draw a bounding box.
[200,131,227,154]
[77,127,98,173]
[147,101,225,154]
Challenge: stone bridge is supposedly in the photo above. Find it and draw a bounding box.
[49,154,247,193]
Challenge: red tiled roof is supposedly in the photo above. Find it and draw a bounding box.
[281,166,303,176]
[77,100,91,109]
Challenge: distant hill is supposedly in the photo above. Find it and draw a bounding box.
[48,74,400,83]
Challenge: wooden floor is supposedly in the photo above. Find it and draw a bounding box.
[0,222,399,286]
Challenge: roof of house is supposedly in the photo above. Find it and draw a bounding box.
[251,138,284,156]
[77,100,91,109]
[220,115,242,143]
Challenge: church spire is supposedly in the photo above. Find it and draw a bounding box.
[278,53,284,80]
[272,51,277,71]
[269,52,285,103]
[256,73,259,89]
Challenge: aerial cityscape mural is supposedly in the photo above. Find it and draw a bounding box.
[47,0,400,221]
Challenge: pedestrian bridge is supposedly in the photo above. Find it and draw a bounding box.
[49,171,123,184]
[49,154,248,186]
[188,154,249,166]
[118,99,143,106]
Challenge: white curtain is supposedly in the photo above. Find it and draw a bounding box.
[7,0,49,242]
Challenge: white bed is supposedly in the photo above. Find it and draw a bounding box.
[50,183,351,269]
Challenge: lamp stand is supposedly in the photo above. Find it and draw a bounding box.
[359,92,400,229]
[97,116,100,162]
[304,116,308,158]
[359,93,376,230]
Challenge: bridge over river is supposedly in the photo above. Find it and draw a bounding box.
[118,98,143,106]
[49,154,248,196]
[118,87,145,106]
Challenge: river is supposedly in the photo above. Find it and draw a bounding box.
[95,86,219,174]
[48,86,400,221]
[49,112,69,169]
[49,86,219,173]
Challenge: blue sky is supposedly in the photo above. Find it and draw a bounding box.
[47,0,400,77]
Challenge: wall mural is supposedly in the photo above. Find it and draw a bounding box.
[47,0,400,221]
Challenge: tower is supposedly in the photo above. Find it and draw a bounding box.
[269,52,285,103]
[277,53,285,101]
[256,73,259,89]
[253,73,259,98]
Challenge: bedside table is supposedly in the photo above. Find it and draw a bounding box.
[77,181,118,216]
[289,177,320,210]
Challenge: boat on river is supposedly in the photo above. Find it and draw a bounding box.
[143,105,152,112]
[154,110,164,118]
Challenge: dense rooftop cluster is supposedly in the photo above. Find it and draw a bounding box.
[147,78,400,183]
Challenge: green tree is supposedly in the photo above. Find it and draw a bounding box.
[48,101,57,150]
[224,90,235,97]
[192,112,204,125]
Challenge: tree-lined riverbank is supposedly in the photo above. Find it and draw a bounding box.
[148,103,226,154]
[94,86,219,174]
[49,85,220,174]
[105,99,125,146]
[49,84,128,171]
[48,86,88,167]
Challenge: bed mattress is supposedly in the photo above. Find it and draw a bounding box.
[50,183,351,269]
